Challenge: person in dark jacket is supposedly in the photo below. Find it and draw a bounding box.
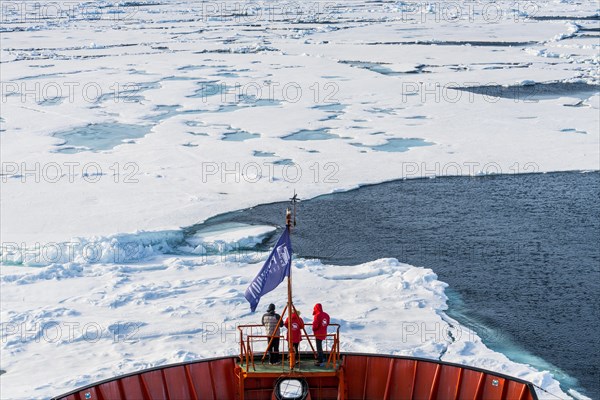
[284,310,304,364]
[262,303,281,364]
[312,303,330,366]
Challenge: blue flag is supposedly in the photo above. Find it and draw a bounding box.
[245,228,292,312]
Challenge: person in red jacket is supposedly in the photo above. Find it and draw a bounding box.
[312,303,330,366]
[284,309,304,364]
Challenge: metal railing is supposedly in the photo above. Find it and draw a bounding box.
[238,323,341,372]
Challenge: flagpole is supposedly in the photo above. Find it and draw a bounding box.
[285,208,294,369]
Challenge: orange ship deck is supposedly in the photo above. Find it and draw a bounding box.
[53,353,538,400]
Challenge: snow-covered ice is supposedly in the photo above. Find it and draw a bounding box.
[1,0,598,244]
[0,251,570,399]
[182,222,276,253]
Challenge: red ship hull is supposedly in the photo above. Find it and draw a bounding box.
[53,353,538,400]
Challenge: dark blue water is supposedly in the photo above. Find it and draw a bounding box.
[198,172,600,398]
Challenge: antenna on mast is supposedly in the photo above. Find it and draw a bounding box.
[289,190,299,228]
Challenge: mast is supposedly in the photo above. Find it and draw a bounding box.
[286,193,298,369]
[286,208,294,368]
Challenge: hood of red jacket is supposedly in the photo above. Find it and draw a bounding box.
[313,303,323,315]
